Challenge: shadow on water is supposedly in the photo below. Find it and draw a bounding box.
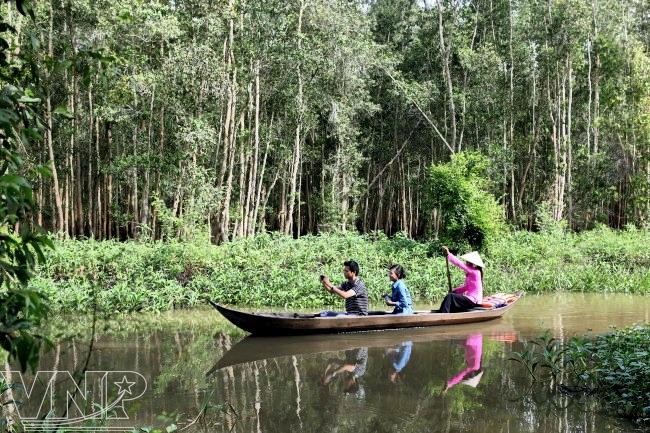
[6,294,648,433]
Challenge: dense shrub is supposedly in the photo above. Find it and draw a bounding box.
[426,152,505,251]
[29,229,650,313]
[488,225,650,294]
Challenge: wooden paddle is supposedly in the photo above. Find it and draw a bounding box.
[445,254,453,293]
[442,246,453,293]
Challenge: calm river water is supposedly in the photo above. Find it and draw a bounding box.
[10,293,650,433]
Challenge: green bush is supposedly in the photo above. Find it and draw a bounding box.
[426,152,505,251]
[29,229,650,313]
[29,233,448,312]
[487,226,650,294]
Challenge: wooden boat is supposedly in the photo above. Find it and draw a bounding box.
[209,319,519,371]
[209,292,522,337]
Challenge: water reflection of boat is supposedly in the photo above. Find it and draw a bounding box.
[208,319,518,372]
[209,293,522,336]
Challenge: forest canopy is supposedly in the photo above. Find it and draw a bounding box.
[3,0,649,243]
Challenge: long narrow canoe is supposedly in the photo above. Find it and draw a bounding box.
[209,320,518,371]
[209,292,522,336]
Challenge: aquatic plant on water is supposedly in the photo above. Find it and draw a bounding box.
[510,325,650,427]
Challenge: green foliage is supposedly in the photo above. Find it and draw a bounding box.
[568,325,650,425]
[426,152,505,251]
[511,326,650,426]
[509,331,568,382]
[487,226,650,295]
[534,201,568,235]
[0,1,53,373]
[0,0,647,243]
[30,229,650,313]
[31,232,446,312]
[0,288,50,372]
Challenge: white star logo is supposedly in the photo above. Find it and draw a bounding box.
[114,375,136,395]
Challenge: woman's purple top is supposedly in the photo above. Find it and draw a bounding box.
[448,253,483,304]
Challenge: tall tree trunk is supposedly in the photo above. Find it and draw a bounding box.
[374,176,383,232]
[285,0,307,236]
[252,113,272,235]
[219,3,237,242]
[153,106,165,240]
[592,0,600,154]
[566,53,573,229]
[587,39,593,157]
[73,76,82,236]
[244,76,257,237]
[458,1,480,151]
[508,0,516,222]
[297,161,303,236]
[220,108,240,242]
[234,119,247,239]
[46,0,64,232]
[142,86,155,232]
[363,163,371,232]
[546,69,559,219]
[438,0,457,151]
[132,125,139,238]
[65,2,82,236]
[88,83,94,237]
[106,123,113,238]
[95,110,101,238]
[400,158,407,234]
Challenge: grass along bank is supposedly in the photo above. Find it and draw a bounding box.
[30,227,650,313]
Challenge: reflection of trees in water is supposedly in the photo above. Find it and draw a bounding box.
[205,337,629,433]
[8,326,230,431]
[13,328,634,433]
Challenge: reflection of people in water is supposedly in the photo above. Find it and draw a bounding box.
[443,333,483,392]
[385,341,413,382]
[321,347,368,397]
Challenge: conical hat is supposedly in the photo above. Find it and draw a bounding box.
[461,371,484,388]
[459,251,485,268]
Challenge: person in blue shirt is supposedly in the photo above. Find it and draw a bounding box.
[384,264,413,314]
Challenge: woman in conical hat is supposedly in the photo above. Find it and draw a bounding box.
[437,246,484,313]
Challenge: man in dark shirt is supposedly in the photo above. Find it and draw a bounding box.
[320,260,369,315]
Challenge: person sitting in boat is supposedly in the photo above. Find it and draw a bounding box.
[320,260,369,316]
[437,246,484,313]
[384,264,413,314]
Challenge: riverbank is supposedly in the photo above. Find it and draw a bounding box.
[30,227,650,313]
